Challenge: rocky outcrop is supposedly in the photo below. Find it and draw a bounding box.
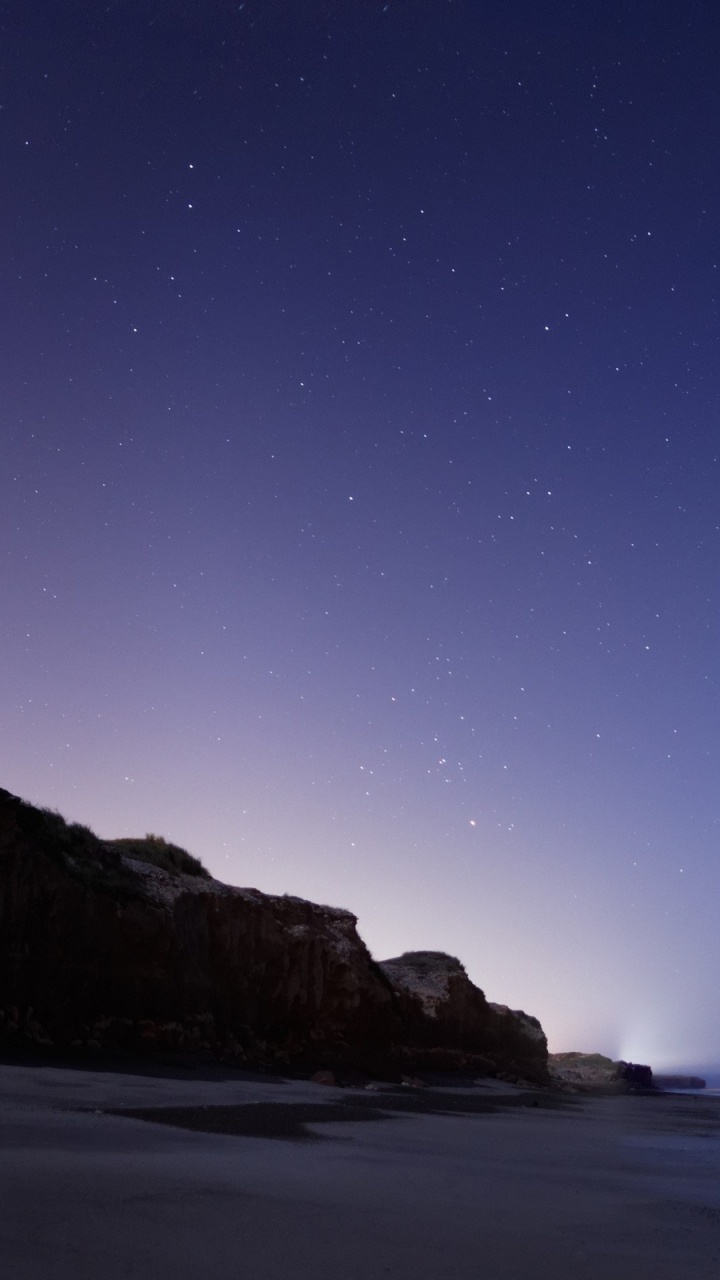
[654,1074,706,1091]
[0,788,397,1067]
[0,787,548,1080]
[379,952,548,1081]
[549,1052,653,1092]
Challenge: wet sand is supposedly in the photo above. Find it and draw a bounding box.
[1,1060,719,1279]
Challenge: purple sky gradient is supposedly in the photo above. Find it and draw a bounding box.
[2,0,718,1068]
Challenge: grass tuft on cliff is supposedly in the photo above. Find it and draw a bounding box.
[6,797,141,899]
[107,834,210,879]
[0,789,210,895]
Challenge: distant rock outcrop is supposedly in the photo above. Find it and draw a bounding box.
[653,1074,706,1090]
[0,787,548,1080]
[549,1051,653,1092]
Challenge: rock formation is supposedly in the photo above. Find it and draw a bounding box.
[379,952,547,1079]
[0,786,548,1080]
[549,1051,653,1091]
[653,1074,706,1090]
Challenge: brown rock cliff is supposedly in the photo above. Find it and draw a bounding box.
[380,952,547,1080]
[0,787,547,1080]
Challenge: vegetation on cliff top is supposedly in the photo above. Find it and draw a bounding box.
[0,789,209,894]
[107,835,210,879]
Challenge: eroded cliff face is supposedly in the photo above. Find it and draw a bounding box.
[0,787,548,1079]
[380,952,548,1081]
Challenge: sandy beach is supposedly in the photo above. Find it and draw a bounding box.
[1,1059,719,1279]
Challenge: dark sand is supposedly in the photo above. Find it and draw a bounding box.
[1,1060,719,1278]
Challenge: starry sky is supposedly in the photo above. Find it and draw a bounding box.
[2,0,719,1070]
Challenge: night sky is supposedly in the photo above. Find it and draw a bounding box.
[2,1,719,1070]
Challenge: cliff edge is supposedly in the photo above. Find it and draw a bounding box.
[379,951,547,1080]
[0,787,547,1080]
